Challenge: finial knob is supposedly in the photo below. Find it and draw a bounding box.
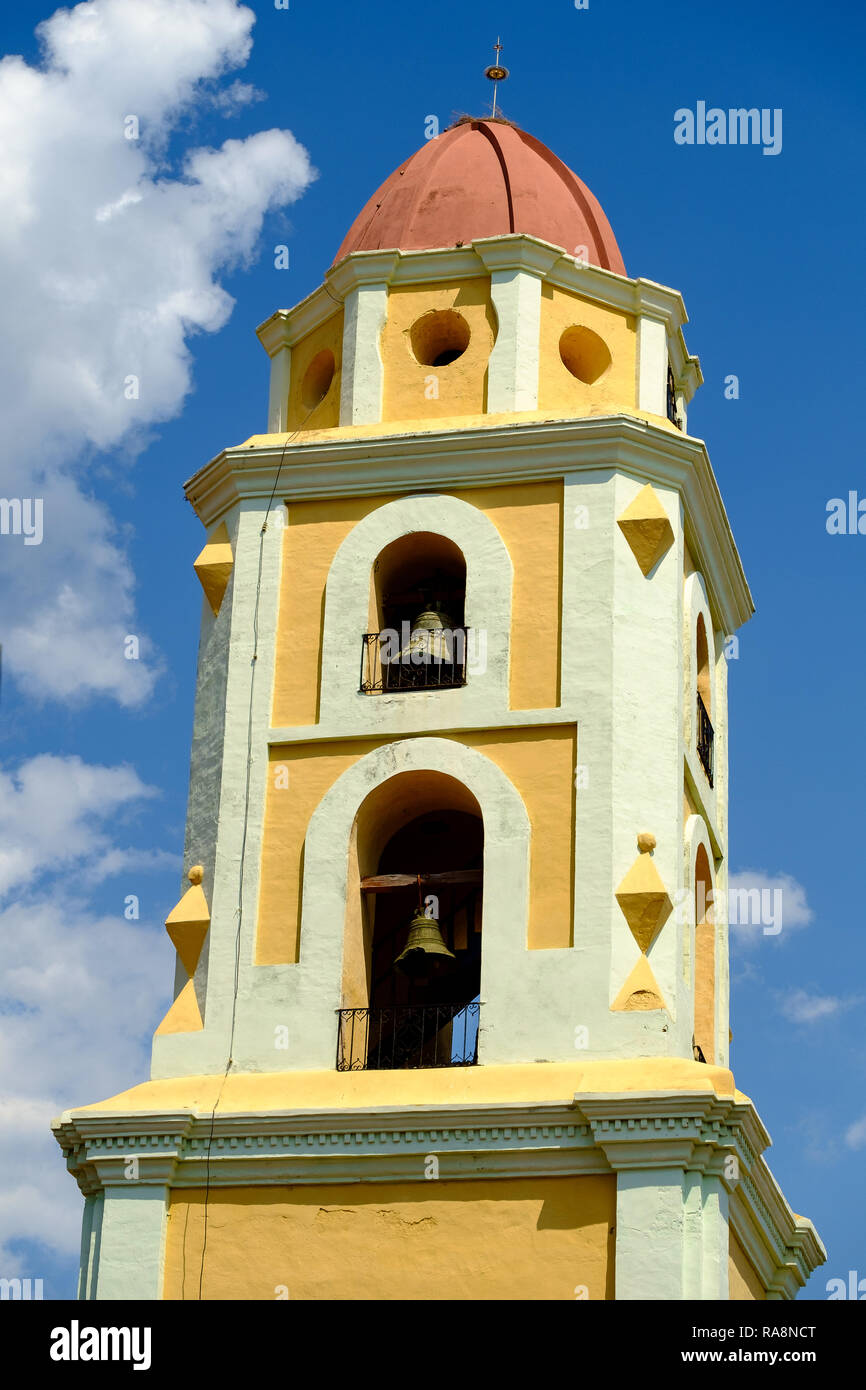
[188,865,204,885]
[637,832,656,854]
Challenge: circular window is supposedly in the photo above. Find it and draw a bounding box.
[301,349,335,410]
[409,310,471,367]
[559,325,611,385]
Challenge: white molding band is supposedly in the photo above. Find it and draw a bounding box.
[185,416,753,638]
[54,1086,825,1301]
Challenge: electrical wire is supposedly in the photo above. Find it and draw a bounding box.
[195,397,320,1299]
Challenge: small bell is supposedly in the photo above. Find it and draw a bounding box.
[394,601,458,666]
[394,909,456,977]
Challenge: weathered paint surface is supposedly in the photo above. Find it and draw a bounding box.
[163,1176,616,1301]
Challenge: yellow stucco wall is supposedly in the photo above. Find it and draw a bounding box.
[729,1230,766,1299]
[538,283,636,416]
[470,481,561,710]
[257,724,575,964]
[285,311,344,432]
[163,1175,616,1300]
[381,278,496,422]
[273,496,396,727]
[271,482,561,727]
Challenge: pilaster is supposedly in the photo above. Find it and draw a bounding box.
[475,237,562,411]
[328,251,400,425]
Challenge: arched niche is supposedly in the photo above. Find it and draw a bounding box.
[318,494,513,725]
[339,771,484,1069]
[685,813,718,1065]
[298,737,530,1068]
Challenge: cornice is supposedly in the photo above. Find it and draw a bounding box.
[255,284,343,357]
[325,249,402,299]
[52,1088,826,1292]
[184,414,754,634]
[473,235,563,277]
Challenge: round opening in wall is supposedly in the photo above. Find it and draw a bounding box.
[301,349,335,410]
[559,325,611,385]
[409,310,471,367]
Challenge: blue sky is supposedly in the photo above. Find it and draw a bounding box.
[0,0,862,1299]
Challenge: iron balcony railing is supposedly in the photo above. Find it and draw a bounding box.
[696,692,714,787]
[360,627,469,694]
[336,1002,480,1071]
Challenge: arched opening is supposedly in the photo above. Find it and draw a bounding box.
[361,532,468,694]
[338,771,483,1069]
[409,309,471,367]
[559,324,611,384]
[695,614,714,785]
[696,613,711,715]
[693,842,715,1064]
[301,348,335,410]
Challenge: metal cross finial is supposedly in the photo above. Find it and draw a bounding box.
[484,36,509,119]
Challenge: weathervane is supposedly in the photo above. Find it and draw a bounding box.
[484,37,509,119]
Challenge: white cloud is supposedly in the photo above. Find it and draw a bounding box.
[778,989,860,1024]
[0,896,170,1272]
[208,79,265,115]
[727,870,813,945]
[0,0,315,705]
[0,751,176,1273]
[0,0,316,1283]
[0,753,160,900]
[845,1116,866,1151]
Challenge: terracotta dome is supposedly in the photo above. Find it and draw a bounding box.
[333,117,625,275]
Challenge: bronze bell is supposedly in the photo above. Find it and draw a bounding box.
[394,601,458,666]
[411,600,456,632]
[394,910,456,976]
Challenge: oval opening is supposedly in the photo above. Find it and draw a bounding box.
[301,349,335,410]
[559,325,611,385]
[409,310,471,367]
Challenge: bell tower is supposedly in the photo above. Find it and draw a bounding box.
[55,117,824,1301]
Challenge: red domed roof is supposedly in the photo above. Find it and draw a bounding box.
[333,117,625,275]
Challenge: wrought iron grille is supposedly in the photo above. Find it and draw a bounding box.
[336,1002,481,1071]
[666,365,682,430]
[360,628,469,694]
[696,692,714,786]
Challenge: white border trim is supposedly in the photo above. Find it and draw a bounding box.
[319,493,513,731]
